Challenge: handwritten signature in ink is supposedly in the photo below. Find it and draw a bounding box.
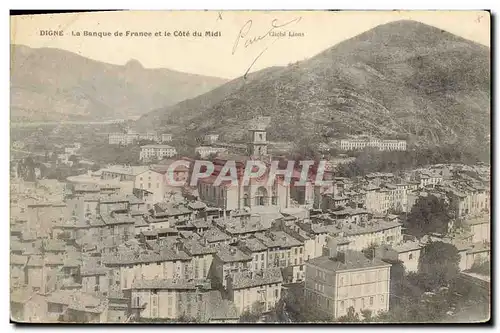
[232,17,302,78]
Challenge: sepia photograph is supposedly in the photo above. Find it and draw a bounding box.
[9,10,491,324]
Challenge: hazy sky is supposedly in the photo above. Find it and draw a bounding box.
[11,11,490,79]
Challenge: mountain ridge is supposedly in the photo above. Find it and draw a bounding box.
[136,20,490,154]
[10,44,228,122]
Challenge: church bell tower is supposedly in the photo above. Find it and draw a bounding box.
[248,116,271,158]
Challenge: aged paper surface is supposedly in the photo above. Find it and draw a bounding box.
[10,10,490,324]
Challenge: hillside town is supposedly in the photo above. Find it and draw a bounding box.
[10,116,490,323]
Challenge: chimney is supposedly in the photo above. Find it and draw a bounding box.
[336,251,346,264]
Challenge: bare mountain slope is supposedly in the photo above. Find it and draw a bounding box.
[137,20,490,151]
[10,44,228,122]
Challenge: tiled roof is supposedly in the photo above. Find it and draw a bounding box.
[342,220,401,236]
[201,227,230,243]
[191,219,211,229]
[11,287,35,303]
[27,255,44,267]
[216,246,252,263]
[43,239,66,252]
[188,201,207,210]
[45,254,64,266]
[230,268,283,289]
[466,215,490,226]
[182,239,217,256]
[154,203,193,216]
[391,241,422,253]
[239,237,268,252]
[102,248,191,265]
[307,250,391,272]
[10,254,28,266]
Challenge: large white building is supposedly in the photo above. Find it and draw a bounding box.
[195,146,228,159]
[339,138,407,151]
[305,249,391,319]
[109,130,173,145]
[139,145,177,161]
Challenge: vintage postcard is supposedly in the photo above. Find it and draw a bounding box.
[9,10,490,324]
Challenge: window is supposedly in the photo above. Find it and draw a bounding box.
[380,295,385,303]
[148,183,151,189]
[370,297,374,306]
[261,253,265,261]
[300,248,303,254]
[274,289,279,298]
[340,276,344,286]
[409,253,413,260]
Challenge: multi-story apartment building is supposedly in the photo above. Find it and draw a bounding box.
[108,130,172,145]
[238,237,269,272]
[195,146,228,159]
[340,219,403,251]
[339,138,407,151]
[161,134,173,142]
[364,186,391,214]
[375,241,422,273]
[444,183,490,218]
[108,132,138,145]
[465,215,490,243]
[211,246,252,288]
[129,278,212,320]
[26,201,69,238]
[227,268,283,315]
[204,134,220,144]
[101,165,150,183]
[135,169,167,204]
[139,145,177,161]
[305,249,391,319]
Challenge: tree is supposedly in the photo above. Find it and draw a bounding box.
[361,309,373,322]
[284,285,332,322]
[418,241,460,290]
[176,314,198,323]
[362,243,377,260]
[336,306,360,322]
[470,259,490,275]
[239,310,260,323]
[406,195,453,238]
